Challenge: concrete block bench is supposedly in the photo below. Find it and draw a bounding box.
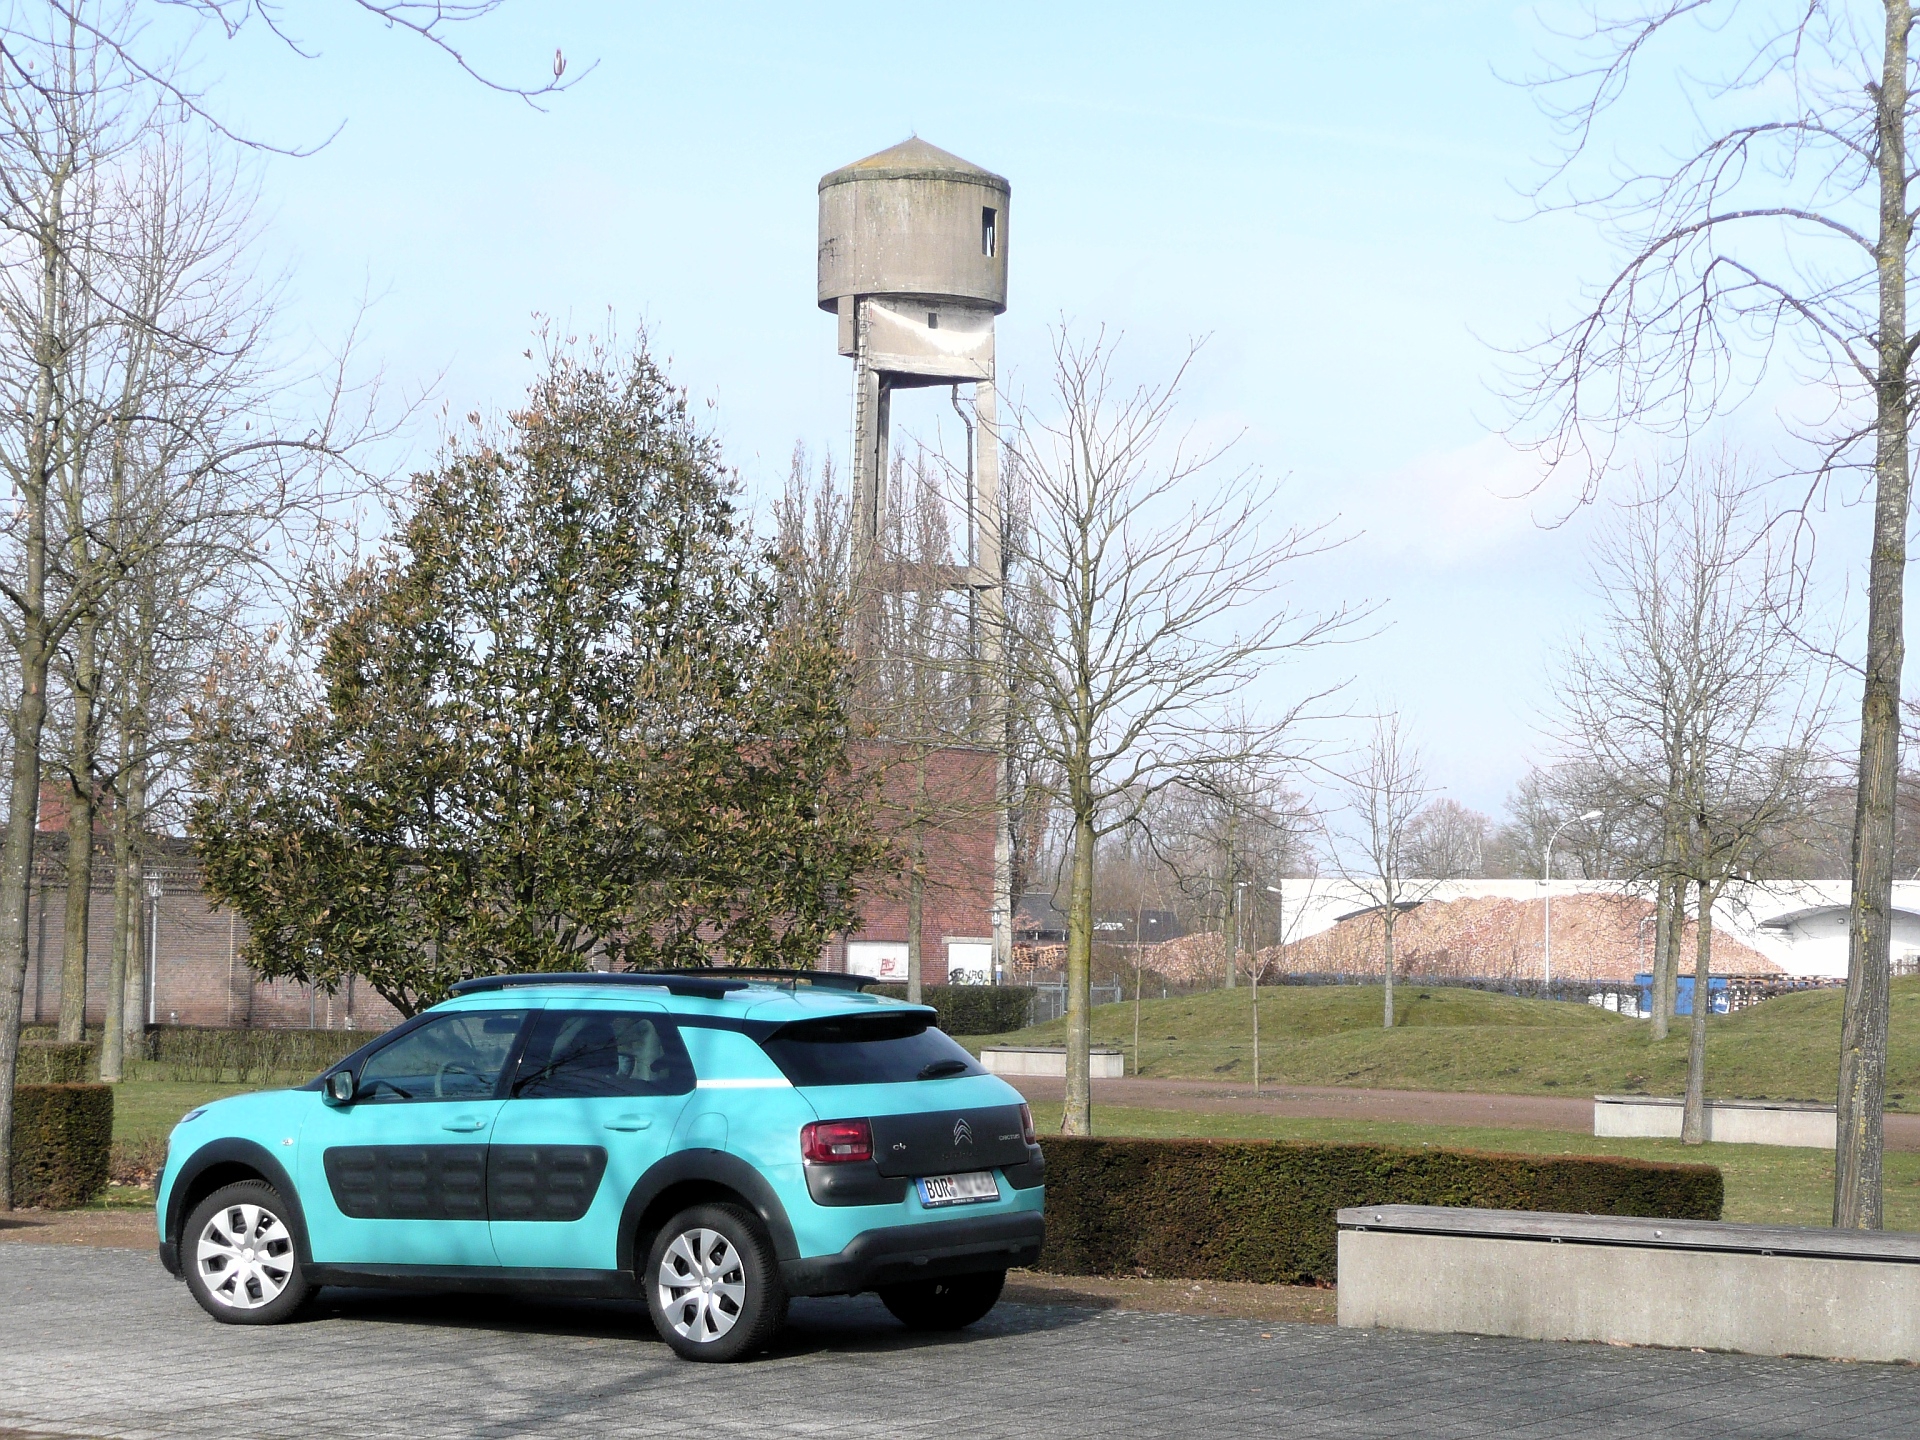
[1337,1205,1920,1363]
[1593,1095,1835,1147]
[980,1046,1125,1078]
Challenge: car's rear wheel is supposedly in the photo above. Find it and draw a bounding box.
[879,1268,1006,1331]
[645,1203,787,1362]
[182,1180,312,1325]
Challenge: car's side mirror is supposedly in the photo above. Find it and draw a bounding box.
[324,1070,357,1106]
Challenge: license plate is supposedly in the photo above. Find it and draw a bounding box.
[916,1171,1000,1207]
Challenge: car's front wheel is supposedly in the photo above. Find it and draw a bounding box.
[645,1203,788,1362]
[182,1180,312,1325]
[878,1268,1006,1331]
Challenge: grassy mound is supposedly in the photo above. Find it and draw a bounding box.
[970,978,1920,1107]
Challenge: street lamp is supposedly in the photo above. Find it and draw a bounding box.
[1543,811,1603,989]
[1132,907,1163,1076]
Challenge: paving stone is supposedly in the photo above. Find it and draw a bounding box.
[0,1246,1913,1439]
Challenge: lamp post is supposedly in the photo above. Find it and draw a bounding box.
[1133,907,1161,1076]
[1254,882,1283,1094]
[1543,811,1603,990]
[144,876,163,1027]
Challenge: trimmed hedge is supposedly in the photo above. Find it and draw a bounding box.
[1034,1136,1723,1285]
[16,1041,96,1083]
[871,984,1034,1035]
[143,1026,376,1083]
[10,1083,113,1209]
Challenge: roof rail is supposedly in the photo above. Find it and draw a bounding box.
[658,967,880,993]
[448,972,750,999]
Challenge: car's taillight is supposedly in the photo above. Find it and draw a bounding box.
[801,1118,873,1164]
[1019,1102,1036,1145]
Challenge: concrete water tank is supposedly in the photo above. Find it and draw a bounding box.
[817,137,1009,317]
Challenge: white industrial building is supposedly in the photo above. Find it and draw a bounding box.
[1260,878,1920,980]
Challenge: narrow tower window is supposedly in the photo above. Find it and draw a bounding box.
[982,207,997,258]
[927,311,939,329]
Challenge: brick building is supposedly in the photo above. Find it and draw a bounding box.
[824,743,998,985]
[20,743,998,1032]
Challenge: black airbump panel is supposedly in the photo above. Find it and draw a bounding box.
[487,1146,609,1222]
[323,1145,489,1221]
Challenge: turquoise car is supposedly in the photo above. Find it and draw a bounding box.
[155,972,1046,1361]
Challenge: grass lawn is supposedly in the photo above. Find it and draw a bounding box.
[111,1080,261,1147]
[1069,1103,1920,1232]
[969,978,1920,1106]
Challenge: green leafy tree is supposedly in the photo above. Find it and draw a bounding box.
[191,336,884,1015]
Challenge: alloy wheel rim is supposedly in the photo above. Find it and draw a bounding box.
[195,1203,295,1310]
[657,1227,747,1343]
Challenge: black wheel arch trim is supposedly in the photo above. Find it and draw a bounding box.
[163,1138,312,1276]
[616,1148,799,1273]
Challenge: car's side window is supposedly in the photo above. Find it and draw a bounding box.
[511,1009,695,1099]
[355,1010,528,1103]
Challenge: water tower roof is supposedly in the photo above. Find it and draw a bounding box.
[820,137,1008,192]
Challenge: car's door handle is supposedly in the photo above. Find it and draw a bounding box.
[441,1117,487,1132]
[604,1116,653,1132]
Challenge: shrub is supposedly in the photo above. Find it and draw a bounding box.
[139,1026,377,1084]
[110,1136,168,1188]
[11,1083,113,1209]
[16,1041,96,1083]
[1034,1136,1723,1284]
[871,985,1035,1035]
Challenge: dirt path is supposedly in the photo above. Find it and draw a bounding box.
[0,1206,154,1250]
[1006,1074,1920,1150]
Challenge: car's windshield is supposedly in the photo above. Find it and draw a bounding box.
[758,1012,985,1087]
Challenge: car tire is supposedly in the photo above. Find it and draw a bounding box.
[645,1203,788,1362]
[878,1268,1006,1331]
[182,1180,312,1325]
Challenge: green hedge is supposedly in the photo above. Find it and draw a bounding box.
[141,1026,376,1084]
[871,985,1034,1035]
[11,1083,113,1209]
[1034,1136,1724,1284]
[16,1041,96,1083]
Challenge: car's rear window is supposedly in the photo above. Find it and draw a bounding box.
[758,1012,986,1087]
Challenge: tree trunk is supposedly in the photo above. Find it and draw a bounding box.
[1836,0,1914,1231]
[1061,785,1095,1135]
[1659,873,1687,1034]
[906,752,926,1006]
[56,612,99,1043]
[0,173,66,1207]
[1681,880,1713,1145]
[1382,906,1397,1029]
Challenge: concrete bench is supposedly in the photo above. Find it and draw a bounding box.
[980,1045,1125,1078]
[1594,1095,1836,1147]
[1337,1205,1920,1363]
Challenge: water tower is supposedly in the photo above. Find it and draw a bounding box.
[817,136,1011,977]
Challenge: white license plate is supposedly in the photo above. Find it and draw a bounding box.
[916,1171,1001,1207]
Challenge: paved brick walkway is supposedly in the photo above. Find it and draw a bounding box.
[1,1246,1913,1438]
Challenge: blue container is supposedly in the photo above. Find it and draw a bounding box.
[1634,973,1729,1017]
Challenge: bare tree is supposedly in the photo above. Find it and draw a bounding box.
[1556,457,1833,1135]
[0,18,393,1207]
[1403,798,1491,880]
[1000,329,1353,1135]
[1514,1,1918,1229]
[1329,710,1431,1029]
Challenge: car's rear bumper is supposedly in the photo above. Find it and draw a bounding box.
[780,1210,1045,1297]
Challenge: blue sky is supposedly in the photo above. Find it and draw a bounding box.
[194,2,1868,818]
